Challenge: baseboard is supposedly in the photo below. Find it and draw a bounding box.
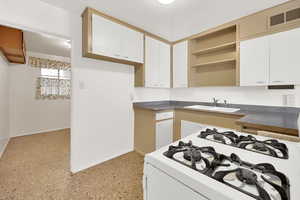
[11,127,70,138]
[0,138,10,158]
[71,149,133,174]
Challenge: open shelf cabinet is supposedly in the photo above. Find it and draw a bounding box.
[188,25,239,87]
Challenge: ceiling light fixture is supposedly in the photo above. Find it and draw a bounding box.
[158,0,175,5]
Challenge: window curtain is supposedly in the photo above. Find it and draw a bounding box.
[36,78,71,99]
[29,56,71,70]
[29,56,71,100]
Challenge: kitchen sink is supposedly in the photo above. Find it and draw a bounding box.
[184,105,240,113]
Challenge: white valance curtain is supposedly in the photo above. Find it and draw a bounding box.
[29,56,71,70]
[29,56,71,100]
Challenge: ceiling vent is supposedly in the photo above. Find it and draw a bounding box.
[270,13,285,26]
[286,8,300,22]
[270,7,300,27]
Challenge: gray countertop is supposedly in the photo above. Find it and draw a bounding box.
[133,101,299,135]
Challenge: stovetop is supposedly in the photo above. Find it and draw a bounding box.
[198,128,289,159]
[164,141,290,200]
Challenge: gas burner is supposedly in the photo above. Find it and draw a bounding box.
[253,142,268,152]
[198,128,289,159]
[236,168,257,185]
[199,128,238,145]
[164,141,217,172]
[213,133,225,142]
[164,143,290,200]
[183,149,202,162]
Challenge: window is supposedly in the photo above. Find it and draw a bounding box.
[37,68,71,99]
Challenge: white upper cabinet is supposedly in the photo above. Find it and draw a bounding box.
[145,36,171,88]
[173,41,188,88]
[240,36,269,86]
[92,14,114,56]
[92,14,144,63]
[159,42,171,88]
[269,27,300,85]
[240,27,300,86]
[120,26,144,63]
[145,37,160,87]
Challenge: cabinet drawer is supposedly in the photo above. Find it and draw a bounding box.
[156,112,174,121]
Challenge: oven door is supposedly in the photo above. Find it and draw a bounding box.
[143,163,209,200]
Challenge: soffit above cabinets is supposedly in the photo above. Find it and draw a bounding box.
[0,25,26,64]
[40,0,289,41]
[23,31,71,57]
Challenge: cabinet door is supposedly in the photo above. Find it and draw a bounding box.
[155,119,173,150]
[129,30,144,63]
[240,36,269,86]
[121,26,144,63]
[173,41,188,88]
[145,36,160,87]
[92,14,121,58]
[159,42,171,88]
[92,14,113,56]
[270,28,300,85]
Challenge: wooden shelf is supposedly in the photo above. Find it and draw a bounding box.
[192,42,236,55]
[191,58,236,68]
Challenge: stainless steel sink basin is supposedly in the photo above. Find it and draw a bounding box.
[184,105,240,113]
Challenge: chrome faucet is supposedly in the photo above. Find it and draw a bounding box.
[224,100,228,106]
[213,98,219,107]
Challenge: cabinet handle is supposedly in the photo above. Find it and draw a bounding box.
[272,81,283,83]
[256,81,265,84]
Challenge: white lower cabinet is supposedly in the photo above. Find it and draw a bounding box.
[144,164,208,200]
[181,120,205,139]
[155,119,173,150]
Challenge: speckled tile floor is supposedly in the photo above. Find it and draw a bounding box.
[0,130,144,200]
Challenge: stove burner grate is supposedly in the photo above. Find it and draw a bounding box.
[164,142,290,200]
[198,128,289,159]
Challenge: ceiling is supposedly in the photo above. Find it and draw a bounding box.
[24,31,71,57]
[39,0,289,41]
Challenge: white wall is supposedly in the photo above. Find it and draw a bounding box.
[9,52,71,137]
[171,86,300,107]
[0,0,70,39]
[70,13,135,173]
[133,88,170,102]
[0,54,10,157]
[170,0,288,41]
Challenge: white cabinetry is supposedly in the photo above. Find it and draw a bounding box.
[240,36,269,86]
[269,28,300,85]
[156,120,173,150]
[173,41,188,88]
[92,14,144,63]
[155,112,173,150]
[145,36,171,88]
[240,27,300,86]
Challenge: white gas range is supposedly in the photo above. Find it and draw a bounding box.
[143,125,300,200]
